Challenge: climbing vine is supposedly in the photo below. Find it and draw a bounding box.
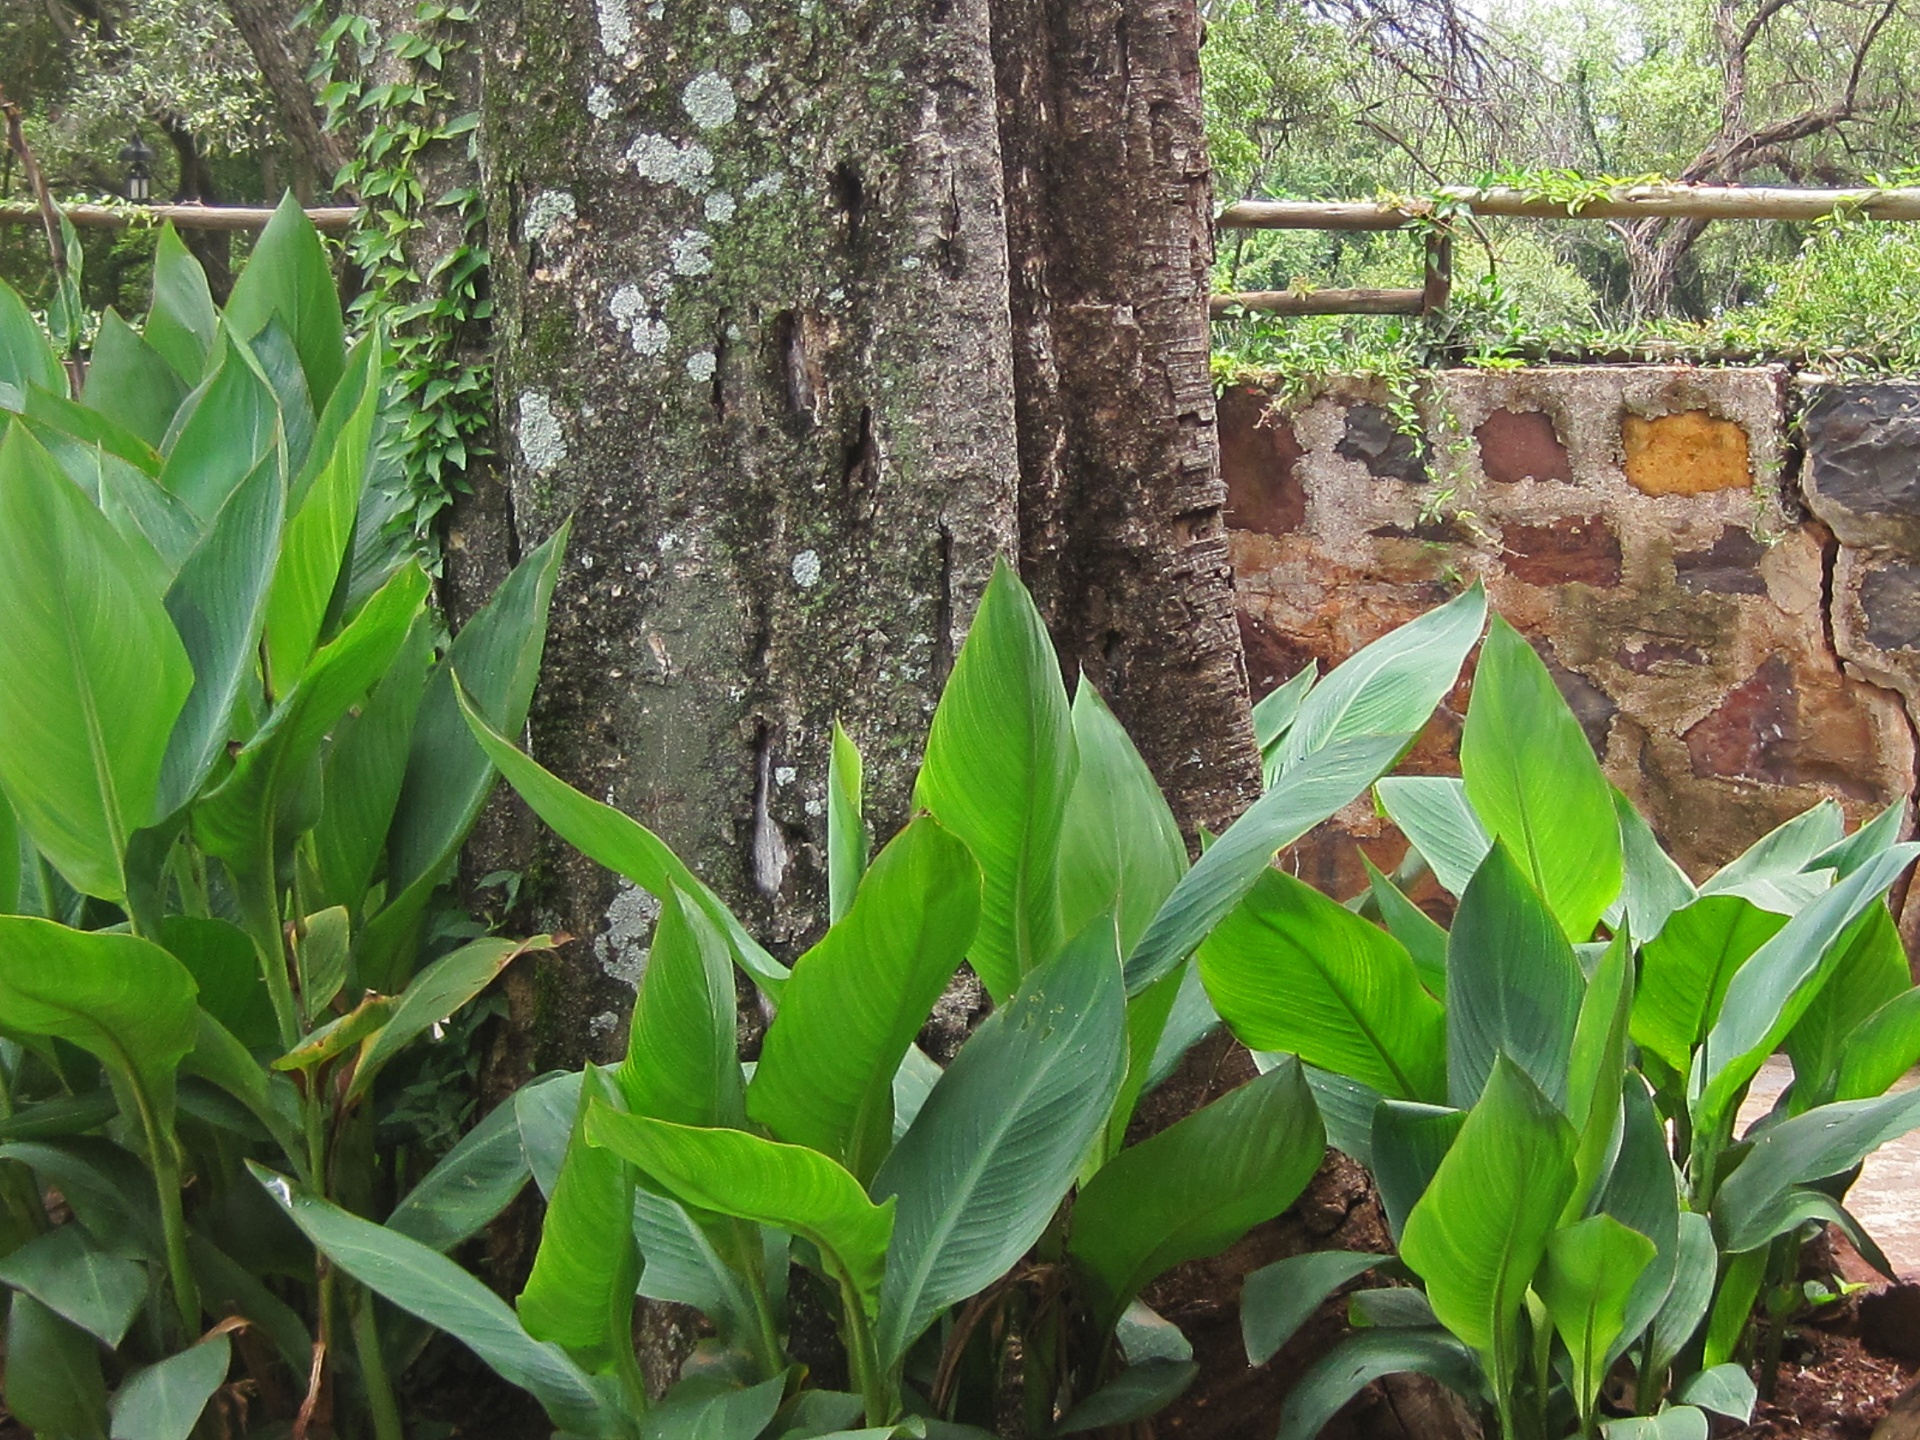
[302,0,490,538]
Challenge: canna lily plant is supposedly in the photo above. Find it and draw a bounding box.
[0,199,563,1439]
[262,563,1494,1438]
[1218,617,1920,1440]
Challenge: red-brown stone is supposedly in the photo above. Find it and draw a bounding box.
[1237,610,1318,700]
[1500,516,1623,588]
[1219,386,1306,537]
[1683,655,1881,800]
[1476,407,1573,483]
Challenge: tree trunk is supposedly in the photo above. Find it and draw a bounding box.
[458,0,1247,1409]
[476,0,1020,1073]
[993,0,1263,837]
[221,0,349,199]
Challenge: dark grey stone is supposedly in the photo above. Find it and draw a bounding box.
[1861,562,1920,653]
[1336,403,1428,484]
[1675,526,1768,596]
[1802,383,1920,552]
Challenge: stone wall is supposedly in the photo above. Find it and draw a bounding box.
[1221,367,1920,957]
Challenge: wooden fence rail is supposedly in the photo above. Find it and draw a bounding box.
[0,201,358,232]
[1212,182,1920,317]
[1217,183,1920,231]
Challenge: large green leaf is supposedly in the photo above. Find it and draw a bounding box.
[1631,894,1787,1076]
[0,792,17,916]
[454,683,786,996]
[108,1335,231,1440]
[1602,1407,1709,1440]
[156,443,286,816]
[631,1187,772,1357]
[160,916,276,1050]
[80,311,187,449]
[1695,845,1920,1135]
[643,1374,787,1440]
[1363,855,1448,997]
[0,1139,163,1260]
[1126,733,1409,993]
[364,522,570,991]
[749,818,979,1182]
[1805,796,1907,880]
[1374,775,1492,899]
[1273,582,1485,773]
[1459,617,1621,941]
[913,558,1077,1001]
[1785,905,1910,1107]
[1700,799,1844,906]
[1057,680,1187,957]
[0,919,198,1139]
[281,911,348,1024]
[519,1068,641,1374]
[221,193,347,409]
[1054,1360,1198,1434]
[252,1166,608,1433]
[0,425,193,901]
[1370,1100,1465,1241]
[241,320,317,480]
[6,1291,109,1440]
[156,332,279,522]
[1536,1214,1656,1418]
[194,563,429,876]
[828,720,869,925]
[1400,1056,1576,1398]
[1613,787,1695,944]
[311,614,433,916]
[872,936,1126,1364]
[1564,930,1633,1219]
[1253,662,1317,785]
[1068,1057,1325,1331]
[1274,1329,1482,1440]
[0,1224,146,1346]
[387,1096,530,1252]
[1715,1086,1920,1253]
[92,447,196,575]
[585,1109,894,1321]
[617,887,746,1129]
[143,226,217,385]
[185,1232,309,1374]
[1673,1364,1757,1424]
[1599,1080,1683,1368]
[1198,865,1446,1103]
[1445,842,1585,1109]
[0,277,63,405]
[1836,987,1920,1102]
[262,347,377,689]
[1643,1212,1716,1380]
[1240,1250,1382,1365]
[349,934,553,1102]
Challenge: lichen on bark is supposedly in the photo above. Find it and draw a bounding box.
[478,0,1021,1091]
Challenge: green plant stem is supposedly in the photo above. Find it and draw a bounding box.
[351,1283,406,1440]
[238,862,301,1050]
[839,1290,893,1427]
[724,1222,785,1382]
[148,1134,201,1337]
[610,1297,650,1423]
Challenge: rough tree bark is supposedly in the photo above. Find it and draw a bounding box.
[476,0,1020,1062]
[994,0,1264,837]
[457,0,1254,1407]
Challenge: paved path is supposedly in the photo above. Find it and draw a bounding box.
[1741,1058,1920,1279]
